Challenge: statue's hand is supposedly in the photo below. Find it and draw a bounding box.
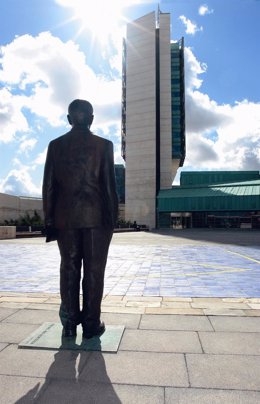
[45,226,58,243]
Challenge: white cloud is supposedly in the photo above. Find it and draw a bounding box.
[109,51,123,75]
[199,4,214,16]
[183,47,207,90]
[18,136,37,155]
[186,135,218,165]
[0,88,29,143]
[33,148,48,165]
[179,15,203,35]
[185,90,232,134]
[184,48,232,134]
[182,48,260,172]
[0,167,41,196]
[0,32,121,141]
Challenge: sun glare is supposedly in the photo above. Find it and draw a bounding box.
[56,0,154,45]
[68,0,124,44]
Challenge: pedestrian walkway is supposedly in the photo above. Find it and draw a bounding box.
[0,230,260,403]
[0,292,260,403]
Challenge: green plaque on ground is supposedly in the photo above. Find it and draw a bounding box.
[18,322,125,352]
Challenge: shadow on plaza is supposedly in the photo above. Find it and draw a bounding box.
[152,228,260,248]
[15,339,121,404]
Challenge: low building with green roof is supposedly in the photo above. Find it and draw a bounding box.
[157,171,260,229]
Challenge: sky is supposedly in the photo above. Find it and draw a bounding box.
[0,0,259,197]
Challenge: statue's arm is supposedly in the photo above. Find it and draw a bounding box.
[102,141,119,228]
[42,142,56,228]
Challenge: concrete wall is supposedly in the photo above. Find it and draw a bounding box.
[0,193,43,223]
[0,193,124,227]
[159,13,172,189]
[0,226,16,239]
[125,12,157,229]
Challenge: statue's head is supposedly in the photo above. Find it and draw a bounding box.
[67,99,94,128]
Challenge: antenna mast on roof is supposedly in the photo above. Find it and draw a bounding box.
[156,3,161,28]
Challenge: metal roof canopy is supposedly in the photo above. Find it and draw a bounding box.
[158,173,260,212]
[180,170,260,186]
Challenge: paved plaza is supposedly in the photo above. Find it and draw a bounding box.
[0,229,260,403]
[0,229,260,297]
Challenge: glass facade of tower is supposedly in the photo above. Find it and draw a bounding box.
[171,38,185,166]
[114,164,125,203]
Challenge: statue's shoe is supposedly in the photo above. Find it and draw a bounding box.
[82,321,105,339]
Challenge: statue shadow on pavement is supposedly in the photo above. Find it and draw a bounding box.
[15,337,121,403]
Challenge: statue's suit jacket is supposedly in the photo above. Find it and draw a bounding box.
[42,127,118,237]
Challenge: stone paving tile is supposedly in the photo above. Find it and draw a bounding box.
[80,351,189,387]
[165,388,260,404]
[0,344,90,378]
[0,307,19,321]
[101,313,141,329]
[248,303,260,309]
[248,298,260,303]
[0,302,30,309]
[37,381,164,404]
[125,301,161,308]
[0,292,25,296]
[186,354,260,390]
[27,303,59,311]
[0,375,46,404]
[246,309,260,316]
[45,297,61,304]
[120,329,202,353]
[145,307,204,315]
[202,308,246,316]
[192,297,224,303]
[140,314,214,331]
[123,296,163,302]
[209,316,260,332]
[161,302,192,308]
[222,297,247,303]
[0,296,48,303]
[191,301,250,309]
[0,343,8,352]
[0,323,39,343]
[101,301,127,307]
[163,297,192,302]
[199,331,260,355]
[3,309,59,324]
[0,292,58,298]
[103,295,124,301]
[102,306,145,314]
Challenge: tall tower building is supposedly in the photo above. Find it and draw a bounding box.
[121,11,185,229]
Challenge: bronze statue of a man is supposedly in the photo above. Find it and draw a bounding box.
[42,99,118,338]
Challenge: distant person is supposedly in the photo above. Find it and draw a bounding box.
[42,99,118,339]
[133,220,140,231]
